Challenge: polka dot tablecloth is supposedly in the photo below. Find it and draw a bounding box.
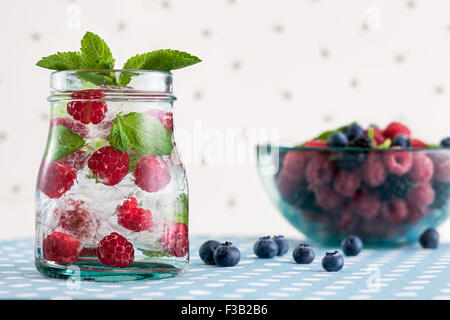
[1,236,450,300]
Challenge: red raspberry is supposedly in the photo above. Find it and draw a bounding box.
[38,161,76,199]
[337,209,359,232]
[404,203,428,224]
[333,169,361,197]
[380,199,408,223]
[116,197,153,232]
[350,190,381,219]
[409,152,434,183]
[365,126,386,145]
[57,200,96,241]
[382,122,411,140]
[88,146,130,186]
[57,150,89,172]
[79,247,97,257]
[305,140,328,147]
[160,222,189,257]
[305,153,335,187]
[50,117,88,138]
[411,139,427,148]
[360,217,385,237]
[43,231,81,264]
[67,89,108,125]
[276,151,310,199]
[146,109,174,132]
[429,153,450,182]
[406,183,435,211]
[134,155,171,192]
[315,186,345,211]
[383,148,413,175]
[96,232,134,268]
[361,152,387,187]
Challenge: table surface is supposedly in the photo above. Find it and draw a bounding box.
[0,235,449,300]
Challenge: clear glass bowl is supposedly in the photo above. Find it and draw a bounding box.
[257,144,450,246]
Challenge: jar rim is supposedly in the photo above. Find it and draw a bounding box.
[49,69,175,101]
[50,69,173,76]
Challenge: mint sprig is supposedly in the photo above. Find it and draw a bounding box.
[109,112,173,155]
[36,31,202,87]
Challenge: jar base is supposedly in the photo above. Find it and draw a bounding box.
[35,257,183,282]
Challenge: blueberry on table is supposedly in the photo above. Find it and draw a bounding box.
[273,235,289,256]
[341,235,363,256]
[213,242,241,267]
[253,236,279,259]
[344,123,364,141]
[292,243,315,264]
[441,137,450,147]
[392,135,412,148]
[199,240,221,265]
[419,228,439,249]
[322,251,344,272]
[327,132,348,147]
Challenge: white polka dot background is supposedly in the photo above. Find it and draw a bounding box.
[0,236,449,300]
[1,0,450,240]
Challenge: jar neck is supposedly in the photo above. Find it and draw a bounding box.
[49,70,176,103]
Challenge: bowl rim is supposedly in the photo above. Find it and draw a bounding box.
[256,143,449,152]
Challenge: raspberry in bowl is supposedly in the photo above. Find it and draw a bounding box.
[257,122,450,246]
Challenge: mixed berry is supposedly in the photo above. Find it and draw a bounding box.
[419,228,439,249]
[322,251,344,272]
[253,236,279,259]
[292,243,315,264]
[199,240,241,267]
[276,121,450,242]
[340,235,363,256]
[37,89,187,269]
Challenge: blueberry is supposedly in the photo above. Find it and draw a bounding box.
[199,240,221,265]
[392,135,411,148]
[253,236,279,259]
[322,251,344,272]
[292,243,315,264]
[327,132,348,147]
[273,235,289,256]
[340,235,363,256]
[441,137,450,148]
[213,242,241,267]
[419,228,439,249]
[344,123,364,141]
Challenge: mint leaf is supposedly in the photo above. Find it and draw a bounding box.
[119,50,201,86]
[109,112,173,155]
[36,51,86,71]
[128,149,146,172]
[75,70,118,86]
[127,50,201,71]
[50,103,69,118]
[44,125,86,162]
[426,144,441,149]
[174,193,188,224]
[374,138,392,149]
[367,127,375,140]
[80,32,115,69]
[140,249,172,258]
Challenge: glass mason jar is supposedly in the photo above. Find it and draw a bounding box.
[35,70,189,281]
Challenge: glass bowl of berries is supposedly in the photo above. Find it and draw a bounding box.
[257,122,450,246]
